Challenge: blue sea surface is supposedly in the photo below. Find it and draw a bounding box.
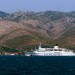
[0,56,75,75]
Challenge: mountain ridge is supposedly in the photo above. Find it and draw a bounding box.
[0,10,75,51]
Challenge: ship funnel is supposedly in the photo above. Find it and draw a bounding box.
[54,44,59,49]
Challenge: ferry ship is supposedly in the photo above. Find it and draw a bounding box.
[25,44,75,56]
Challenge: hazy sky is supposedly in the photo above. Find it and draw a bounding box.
[0,0,75,12]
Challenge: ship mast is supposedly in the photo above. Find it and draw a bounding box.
[39,43,41,49]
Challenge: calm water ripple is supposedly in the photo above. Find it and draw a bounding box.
[0,56,75,75]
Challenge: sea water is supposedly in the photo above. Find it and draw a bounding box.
[0,56,75,75]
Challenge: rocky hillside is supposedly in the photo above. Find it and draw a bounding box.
[0,11,75,51]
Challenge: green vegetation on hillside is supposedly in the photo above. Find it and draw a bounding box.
[0,45,19,53]
[3,35,44,51]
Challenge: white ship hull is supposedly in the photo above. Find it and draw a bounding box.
[26,51,75,56]
[32,53,75,56]
[25,44,75,56]
[31,51,75,56]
